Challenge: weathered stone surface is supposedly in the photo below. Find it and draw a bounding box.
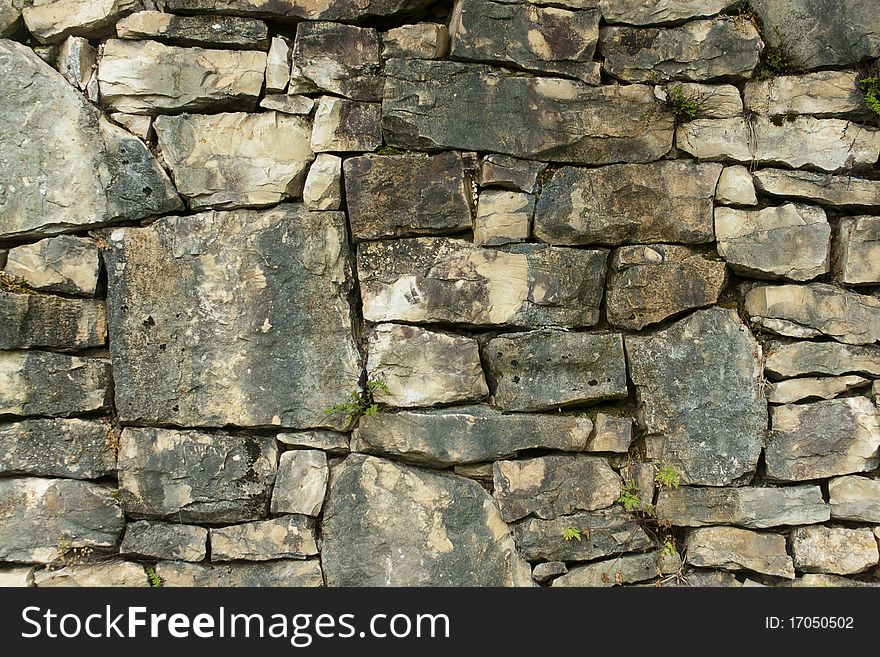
[626,308,766,486]
[322,455,532,586]
[769,375,869,404]
[494,455,621,522]
[764,340,880,379]
[661,82,743,118]
[836,217,880,285]
[600,18,762,82]
[715,204,830,281]
[552,551,680,586]
[358,238,607,327]
[303,153,341,211]
[105,208,360,429]
[278,430,349,454]
[34,563,147,587]
[23,0,140,43]
[0,40,181,240]
[597,0,739,25]
[164,0,433,22]
[480,154,546,193]
[352,405,593,467]
[685,527,795,579]
[606,245,727,330]
[677,116,880,172]
[115,10,269,48]
[154,111,313,209]
[271,450,328,517]
[716,165,757,206]
[744,71,863,117]
[486,331,627,412]
[534,161,720,245]
[791,526,879,575]
[788,573,879,587]
[120,521,207,562]
[513,508,651,561]
[753,169,880,211]
[0,0,32,36]
[0,351,111,418]
[829,476,880,523]
[109,112,151,140]
[289,21,382,100]
[749,0,880,69]
[0,419,114,480]
[344,152,474,241]
[656,485,829,528]
[532,562,567,582]
[210,516,318,561]
[383,59,674,163]
[767,397,880,481]
[744,284,880,345]
[382,22,448,59]
[260,94,314,115]
[310,96,382,152]
[156,559,323,587]
[5,236,99,296]
[0,292,106,350]
[450,0,600,82]
[0,566,34,587]
[98,39,265,114]
[117,427,278,523]
[474,190,533,246]
[587,413,633,453]
[0,477,123,563]
[265,36,291,92]
[56,35,96,98]
[367,324,488,408]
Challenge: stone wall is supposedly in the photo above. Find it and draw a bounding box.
[0,0,879,588]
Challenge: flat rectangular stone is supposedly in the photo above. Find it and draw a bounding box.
[357,238,607,328]
[791,526,879,575]
[685,526,794,579]
[120,521,208,562]
[662,82,743,118]
[753,169,880,211]
[0,292,105,349]
[115,10,269,48]
[210,516,318,561]
[587,413,633,452]
[768,375,869,404]
[597,0,739,25]
[271,450,328,516]
[0,418,115,479]
[552,551,680,586]
[474,190,534,246]
[163,0,433,22]
[5,235,100,296]
[744,71,863,117]
[382,22,448,59]
[277,430,349,454]
[829,475,880,523]
[836,216,880,285]
[480,154,546,193]
[23,0,140,43]
[764,340,880,378]
[310,96,381,152]
[156,559,323,587]
[33,563,148,587]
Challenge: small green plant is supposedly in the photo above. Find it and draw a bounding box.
[562,527,582,542]
[0,271,37,295]
[324,379,390,429]
[654,464,681,490]
[110,490,121,501]
[146,566,161,587]
[617,481,641,513]
[858,68,880,122]
[376,145,403,155]
[753,45,801,81]
[666,85,705,122]
[660,536,677,558]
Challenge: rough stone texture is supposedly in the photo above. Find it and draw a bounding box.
[753,169,880,211]
[0,566,34,587]
[5,236,100,296]
[606,245,727,330]
[790,526,879,575]
[597,0,739,25]
[33,563,147,587]
[685,527,795,579]
[552,551,681,587]
[474,190,534,246]
[105,208,360,430]
[0,351,111,418]
[600,18,762,83]
[788,574,880,587]
[532,562,567,582]
[829,476,880,523]
[493,455,622,522]
[156,560,323,587]
[534,161,720,245]
[120,521,207,562]
[744,283,880,345]
[626,308,766,486]
[744,71,863,117]
[677,117,880,172]
[382,22,448,59]
[764,340,880,379]
[0,0,33,36]
[289,21,382,100]
[270,450,329,517]
[344,152,474,241]
[109,112,151,140]
[265,36,291,93]
[655,485,830,528]
[22,0,141,43]
[98,39,265,114]
[117,427,278,523]
[154,111,313,209]
[480,154,546,193]
[661,82,743,118]
[0,477,123,563]
[367,324,488,408]
[449,0,601,82]
[56,35,96,98]
[715,165,757,206]
[260,93,314,115]
[587,413,633,453]
[513,508,652,562]
[115,10,269,48]
[352,406,593,467]
[715,204,830,281]
[358,238,608,328]
[486,330,627,412]
[210,516,318,561]
[0,418,115,480]
[322,455,532,586]
[748,0,880,69]
[768,375,869,404]
[767,397,880,481]
[0,292,106,350]
[836,217,880,285]
[303,154,342,211]
[164,0,434,22]
[0,40,181,241]
[278,430,349,454]
[310,96,382,153]
[383,59,674,164]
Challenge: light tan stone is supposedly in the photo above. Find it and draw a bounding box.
[769,375,869,404]
[715,165,757,205]
[474,190,533,246]
[744,70,863,117]
[836,216,880,285]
